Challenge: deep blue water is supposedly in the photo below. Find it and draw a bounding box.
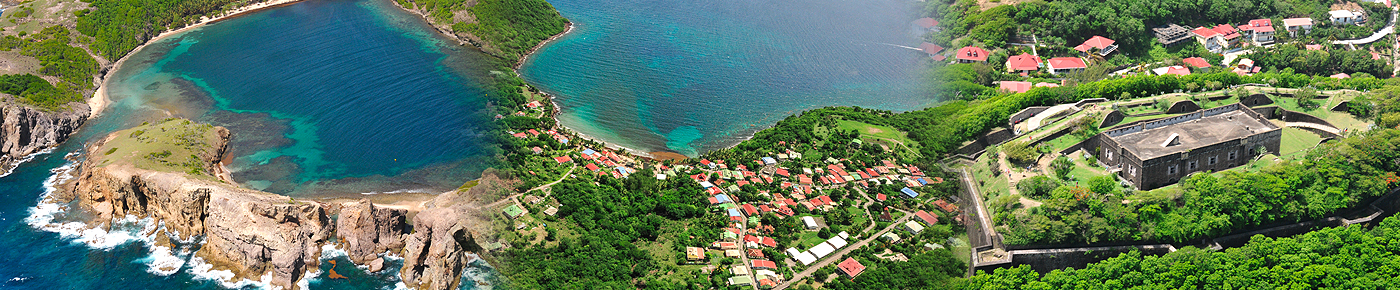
[0,0,502,288]
[520,0,932,156]
[105,0,498,196]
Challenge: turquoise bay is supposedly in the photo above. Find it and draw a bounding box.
[103,0,498,196]
[521,0,932,156]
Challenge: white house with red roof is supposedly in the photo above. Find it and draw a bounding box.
[1074,36,1117,56]
[1046,57,1088,75]
[1192,26,1224,53]
[1153,65,1191,76]
[836,257,866,280]
[1005,53,1042,75]
[955,46,990,63]
[1213,24,1242,48]
[1238,19,1276,45]
[1282,18,1314,37]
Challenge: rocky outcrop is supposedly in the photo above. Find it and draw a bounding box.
[336,200,408,268]
[0,102,89,175]
[63,123,334,289]
[58,120,485,290]
[401,206,476,290]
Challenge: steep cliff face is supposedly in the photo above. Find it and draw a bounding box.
[58,119,482,289]
[336,199,408,269]
[0,102,89,175]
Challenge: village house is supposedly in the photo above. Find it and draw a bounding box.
[1238,19,1275,45]
[1329,10,1365,25]
[1046,57,1087,75]
[921,42,946,61]
[1283,18,1314,37]
[1153,65,1190,76]
[686,246,706,261]
[503,204,526,219]
[836,258,866,280]
[1089,104,1281,190]
[1074,36,1117,56]
[1182,57,1212,69]
[998,81,1033,94]
[913,17,939,32]
[1192,27,1224,53]
[955,46,990,63]
[1005,53,1042,75]
[1212,24,1242,49]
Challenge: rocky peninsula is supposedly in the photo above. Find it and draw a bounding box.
[0,102,90,175]
[48,119,497,290]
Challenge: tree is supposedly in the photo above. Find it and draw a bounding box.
[1050,156,1074,180]
[1001,140,1038,165]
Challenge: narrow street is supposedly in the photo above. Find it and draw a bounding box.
[774,215,914,290]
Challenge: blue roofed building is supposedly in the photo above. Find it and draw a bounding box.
[762,157,778,165]
[716,194,731,203]
[901,187,919,198]
[728,208,743,217]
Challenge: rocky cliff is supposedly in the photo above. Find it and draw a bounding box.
[0,102,89,175]
[54,119,482,290]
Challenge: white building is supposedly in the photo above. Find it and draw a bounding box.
[810,242,836,258]
[1329,10,1364,25]
[802,216,819,230]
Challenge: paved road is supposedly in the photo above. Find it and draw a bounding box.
[774,215,914,290]
[1333,7,1398,45]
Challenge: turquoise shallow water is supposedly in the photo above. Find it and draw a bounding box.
[105,0,498,196]
[0,0,503,288]
[520,0,932,156]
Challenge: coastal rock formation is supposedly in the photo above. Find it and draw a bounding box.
[401,205,477,290]
[0,102,89,175]
[335,199,408,267]
[63,121,333,289]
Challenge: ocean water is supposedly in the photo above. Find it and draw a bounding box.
[520,0,933,156]
[103,0,498,196]
[0,0,504,288]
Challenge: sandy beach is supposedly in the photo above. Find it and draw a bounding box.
[89,0,310,117]
[515,22,575,69]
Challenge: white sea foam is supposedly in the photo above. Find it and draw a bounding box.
[25,161,157,250]
[360,188,430,195]
[186,255,280,290]
[0,146,56,178]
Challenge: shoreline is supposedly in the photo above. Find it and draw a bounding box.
[89,0,310,117]
[514,22,575,69]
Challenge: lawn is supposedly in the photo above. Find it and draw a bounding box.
[968,153,1011,201]
[836,119,921,152]
[1278,127,1323,157]
[1042,133,1087,152]
[795,230,826,249]
[1064,156,1107,185]
[846,206,869,233]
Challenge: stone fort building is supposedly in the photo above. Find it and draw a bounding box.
[1090,103,1281,190]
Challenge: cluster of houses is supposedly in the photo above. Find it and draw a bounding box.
[510,126,571,145]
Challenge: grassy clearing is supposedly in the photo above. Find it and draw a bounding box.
[796,230,825,248]
[1064,156,1107,185]
[1279,127,1323,157]
[1043,133,1085,152]
[846,206,868,232]
[836,119,920,150]
[96,119,222,180]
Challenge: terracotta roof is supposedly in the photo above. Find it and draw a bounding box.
[1162,65,1191,76]
[1214,24,1241,39]
[1078,36,1115,51]
[914,210,939,225]
[1192,27,1220,38]
[1331,73,1350,79]
[998,81,1033,93]
[920,42,944,55]
[1182,57,1212,68]
[955,46,990,62]
[913,18,938,28]
[1306,44,1324,50]
[1047,57,1087,70]
[1005,53,1041,71]
[836,257,866,278]
[1247,19,1275,33]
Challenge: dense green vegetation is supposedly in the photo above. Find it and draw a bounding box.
[0,26,98,110]
[998,128,1400,245]
[1245,44,1392,78]
[75,0,248,60]
[969,215,1400,289]
[454,0,568,60]
[400,0,567,60]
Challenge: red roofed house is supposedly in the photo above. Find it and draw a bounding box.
[955,46,990,63]
[584,163,601,172]
[836,257,866,280]
[1182,57,1212,68]
[1192,27,1224,53]
[1331,73,1350,79]
[1046,57,1087,75]
[1213,24,1241,49]
[743,204,758,216]
[920,42,945,59]
[511,132,528,138]
[752,260,777,270]
[747,248,765,259]
[914,210,939,226]
[553,156,573,164]
[998,81,1033,94]
[1154,65,1191,76]
[876,193,887,202]
[1005,53,1042,75]
[1074,36,1117,56]
[1239,19,1275,45]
